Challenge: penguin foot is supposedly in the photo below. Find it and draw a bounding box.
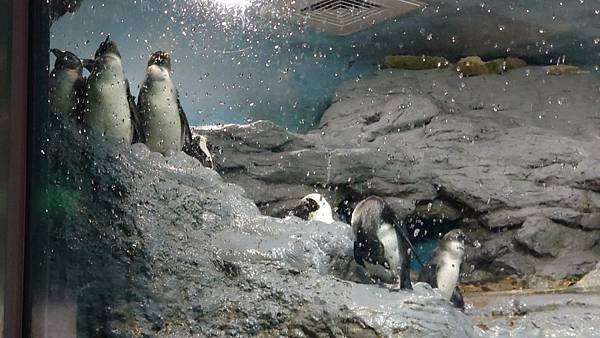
[385,282,404,292]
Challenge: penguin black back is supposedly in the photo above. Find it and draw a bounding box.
[351,196,412,289]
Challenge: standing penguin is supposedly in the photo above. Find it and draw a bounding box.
[418,229,470,309]
[351,196,416,289]
[289,193,335,224]
[49,49,84,118]
[82,36,142,143]
[137,51,200,156]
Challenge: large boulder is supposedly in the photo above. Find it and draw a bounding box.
[575,262,600,290]
[193,66,600,282]
[50,0,85,23]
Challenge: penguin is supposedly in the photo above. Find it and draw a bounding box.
[194,135,214,168]
[137,51,202,158]
[289,193,335,224]
[82,36,142,143]
[417,228,469,309]
[49,49,84,118]
[351,196,416,289]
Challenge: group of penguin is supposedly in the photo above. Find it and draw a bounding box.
[290,193,475,310]
[50,36,212,164]
[51,36,471,309]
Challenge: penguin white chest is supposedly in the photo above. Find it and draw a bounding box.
[377,223,400,272]
[50,70,80,115]
[436,252,461,300]
[362,222,400,283]
[140,80,182,154]
[85,69,132,142]
[308,206,334,224]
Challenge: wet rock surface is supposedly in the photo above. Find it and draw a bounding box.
[194,66,600,282]
[467,290,600,337]
[50,0,85,23]
[46,117,477,337]
[576,262,600,290]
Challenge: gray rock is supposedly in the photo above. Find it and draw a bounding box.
[384,196,416,220]
[575,262,600,289]
[414,199,464,222]
[514,217,598,258]
[471,291,600,337]
[50,0,85,23]
[465,229,537,277]
[193,120,314,156]
[193,67,600,281]
[482,207,588,230]
[44,116,477,337]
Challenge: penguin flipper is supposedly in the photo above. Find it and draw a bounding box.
[177,94,194,151]
[177,93,213,167]
[382,205,425,268]
[354,228,385,266]
[126,79,144,144]
[74,76,86,123]
[417,249,441,288]
[450,286,465,310]
[353,228,391,281]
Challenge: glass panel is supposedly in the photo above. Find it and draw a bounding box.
[2,1,28,336]
[27,0,600,336]
[0,0,11,332]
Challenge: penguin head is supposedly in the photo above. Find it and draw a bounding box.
[94,35,121,59]
[441,229,470,257]
[148,51,172,71]
[290,193,334,223]
[443,229,468,243]
[51,49,83,72]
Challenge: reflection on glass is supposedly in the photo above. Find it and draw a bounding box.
[27,0,600,336]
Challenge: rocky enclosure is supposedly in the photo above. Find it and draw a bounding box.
[193,66,600,283]
[45,116,479,337]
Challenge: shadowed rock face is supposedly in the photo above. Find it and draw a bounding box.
[50,0,84,23]
[43,115,476,337]
[193,66,600,282]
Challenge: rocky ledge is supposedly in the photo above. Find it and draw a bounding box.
[44,116,476,337]
[193,66,600,283]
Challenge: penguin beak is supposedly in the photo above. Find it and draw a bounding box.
[82,59,95,72]
[459,233,469,243]
[50,48,64,58]
[462,233,480,248]
[104,35,110,43]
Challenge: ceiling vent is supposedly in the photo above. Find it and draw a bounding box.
[294,0,426,36]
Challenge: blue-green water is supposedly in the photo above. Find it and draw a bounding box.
[50,0,600,132]
[412,239,439,272]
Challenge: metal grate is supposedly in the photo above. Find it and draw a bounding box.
[295,0,426,35]
[300,0,384,28]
